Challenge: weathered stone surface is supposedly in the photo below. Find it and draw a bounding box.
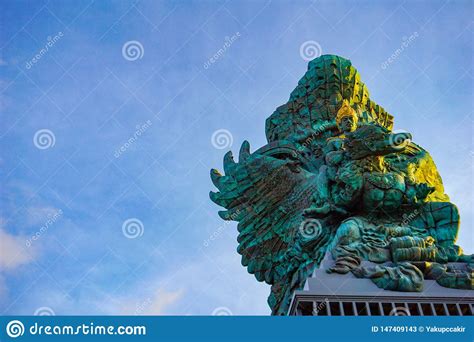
[210,55,473,315]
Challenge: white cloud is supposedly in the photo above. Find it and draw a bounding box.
[144,289,183,315]
[141,288,184,315]
[0,274,6,298]
[135,250,270,315]
[0,228,34,269]
[118,288,184,315]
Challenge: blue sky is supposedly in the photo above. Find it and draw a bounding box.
[0,0,472,315]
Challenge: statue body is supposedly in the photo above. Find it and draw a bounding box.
[210,55,472,315]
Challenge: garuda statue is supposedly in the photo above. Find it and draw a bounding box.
[210,55,473,315]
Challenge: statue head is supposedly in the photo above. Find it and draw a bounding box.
[336,100,358,133]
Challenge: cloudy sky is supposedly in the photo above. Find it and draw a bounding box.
[0,0,472,315]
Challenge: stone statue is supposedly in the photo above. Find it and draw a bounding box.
[210,55,473,315]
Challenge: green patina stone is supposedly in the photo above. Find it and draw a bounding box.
[210,55,473,315]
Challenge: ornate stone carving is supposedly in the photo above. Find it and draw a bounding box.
[210,55,473,315]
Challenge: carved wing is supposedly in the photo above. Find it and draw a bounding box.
[210,141,333,296]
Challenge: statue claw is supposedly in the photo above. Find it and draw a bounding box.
[239,140,251,163]
[223,151,236,174]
